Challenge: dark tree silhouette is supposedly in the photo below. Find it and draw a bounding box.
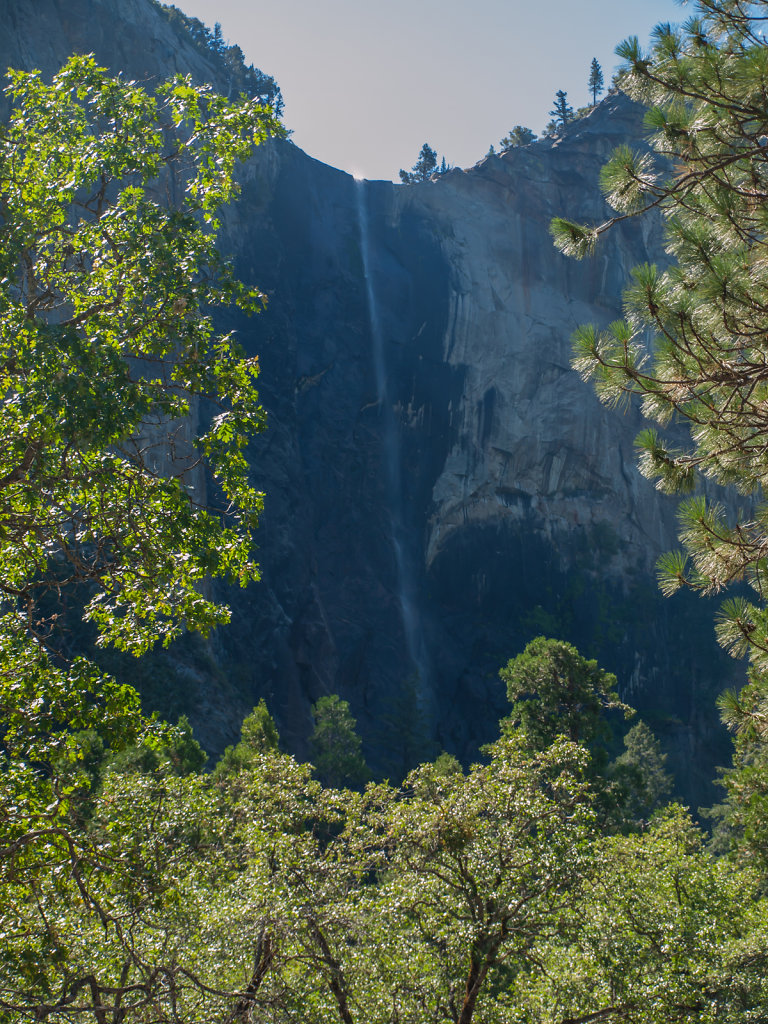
[588,58,605,105]
[399,143,450,183]
[549,90,574,128]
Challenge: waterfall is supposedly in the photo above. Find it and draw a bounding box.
[354,178,431,695]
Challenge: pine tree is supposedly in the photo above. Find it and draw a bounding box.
[380,673,435,783]
[708,669,768,877]
[588,57,604,105]
[551,0,768,719]
[610,721,673,822]
[399,142,439,184]
[212,20,226,55]
[309,694,369,789]
[548,89,574,129]
[500,637,632,753]
[499,125,537,150]
[214,699,281,777]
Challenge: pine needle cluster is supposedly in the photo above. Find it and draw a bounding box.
[553,1,768,683]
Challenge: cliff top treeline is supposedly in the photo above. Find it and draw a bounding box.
[157,2,284,113]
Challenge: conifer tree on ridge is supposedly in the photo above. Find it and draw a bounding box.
[588,57,604,105]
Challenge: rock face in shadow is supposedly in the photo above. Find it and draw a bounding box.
[3,0,745,803]
[1,0,218,87]
[223,120,740,805]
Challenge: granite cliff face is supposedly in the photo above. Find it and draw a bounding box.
[223,121,739,802]
[3,0,745,801]
[2,0,219,87]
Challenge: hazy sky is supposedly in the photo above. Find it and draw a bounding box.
[173,0,686,181]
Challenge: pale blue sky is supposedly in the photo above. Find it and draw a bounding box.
[173,0,687,180]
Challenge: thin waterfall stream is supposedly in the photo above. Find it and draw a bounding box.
[354,178,431,696]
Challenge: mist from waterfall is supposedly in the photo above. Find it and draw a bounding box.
[354,178,431,697]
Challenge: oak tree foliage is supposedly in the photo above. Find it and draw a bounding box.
[0,54,282,1020]
[0,55,280,656]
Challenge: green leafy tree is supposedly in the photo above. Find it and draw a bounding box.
[588,56,604,105]
[550,1,768,722]
[9,726,763,1023]
[500,636,633,752]
[218,739,595,1024]
[195,745,424,1023]
[309,694,369,789]
[373,733,596,1024]
[0,54,281,1021]
[216,736,768,1024]
[519,806,768,1022]
[0,56,281,657]
[0,754,246,1021]
[499,124,537,149]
